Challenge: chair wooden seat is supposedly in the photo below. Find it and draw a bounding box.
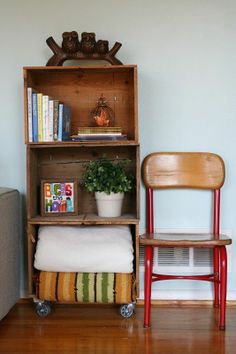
[140,152,232,330]
[140,232,232,248]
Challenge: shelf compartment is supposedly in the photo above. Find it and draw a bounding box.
[24,65,138,143]
[27,144,139,220]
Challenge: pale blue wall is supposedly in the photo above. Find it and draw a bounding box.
[0,0,236,297]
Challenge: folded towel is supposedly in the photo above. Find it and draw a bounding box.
[34,225,134,273]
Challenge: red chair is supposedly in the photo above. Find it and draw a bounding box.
[140,152,232,330]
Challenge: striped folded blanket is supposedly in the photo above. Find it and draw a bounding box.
[36,271,136,304]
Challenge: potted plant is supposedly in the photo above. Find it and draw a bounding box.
[82,157,133,217]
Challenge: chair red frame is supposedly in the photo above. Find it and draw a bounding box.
[140,152,232,330]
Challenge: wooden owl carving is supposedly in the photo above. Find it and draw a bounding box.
[81,32,96,54]
[46,30,123,65]
[62,31,80,53]
[96,40,109,54]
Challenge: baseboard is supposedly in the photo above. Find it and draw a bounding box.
[17,298,32,304]
[138,289,236,301]
[136,299,236,307]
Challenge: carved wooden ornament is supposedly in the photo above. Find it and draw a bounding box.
[46,31,123,66]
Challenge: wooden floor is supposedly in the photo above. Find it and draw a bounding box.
[0,303,236,353]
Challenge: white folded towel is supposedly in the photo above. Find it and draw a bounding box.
[34,225,134,273]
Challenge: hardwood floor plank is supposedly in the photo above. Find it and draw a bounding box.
[0,303,236,353]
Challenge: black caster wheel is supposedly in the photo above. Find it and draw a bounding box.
[35,301,51,317]
[119,303,135,318]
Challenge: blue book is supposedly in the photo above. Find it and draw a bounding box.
[58,103,63,141]
[32,92,38,142]
[62,106,72,141]
[71,135,127,141]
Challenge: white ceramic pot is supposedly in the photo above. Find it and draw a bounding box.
[95,192,124,217]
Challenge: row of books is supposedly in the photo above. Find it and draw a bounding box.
[71,126,128,141]
[27,87,72,142]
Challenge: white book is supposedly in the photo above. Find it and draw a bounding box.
[27,87,33,142]
[48,100,54,142]
[77,132,122,136]
[42,95,49,141]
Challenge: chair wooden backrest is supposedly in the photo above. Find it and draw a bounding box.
[142,152,225,190]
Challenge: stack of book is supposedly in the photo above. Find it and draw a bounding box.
[71,127,127,141]
[27,87,72,143]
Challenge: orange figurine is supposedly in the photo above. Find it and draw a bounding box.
[91,94,115,127]
[94,108,110,126]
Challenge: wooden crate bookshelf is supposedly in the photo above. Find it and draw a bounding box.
[24,65,140,297]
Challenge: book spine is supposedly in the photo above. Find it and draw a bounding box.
[32,93,38,142]
[71,135,127,141]
[48,99,54,142]
[37,93,43,142]
[27,87,33,142]
[77,132,122,136]
[53,100,59,141]
[42,95,49,141]
[58,103,64,141]
[62,106,72,141]
[77,127,122,134]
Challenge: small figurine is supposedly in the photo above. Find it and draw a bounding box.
[91,94,115,127]
[80,32,96,54]
[62,31,80,53]
[94,109,110,127]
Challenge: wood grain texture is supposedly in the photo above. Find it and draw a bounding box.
[140,232,232,247]
[23,66,138,142]
[142,152,225,189]
[0,303,236,353]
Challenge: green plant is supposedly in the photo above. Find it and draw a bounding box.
[82,157,133,194]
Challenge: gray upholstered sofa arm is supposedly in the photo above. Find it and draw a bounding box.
[0,188,20,320]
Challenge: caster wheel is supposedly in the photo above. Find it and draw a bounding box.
[35,301,51,317]
[119,303,135,318]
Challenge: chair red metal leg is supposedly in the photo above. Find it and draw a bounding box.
[213,247,220,308]
[144,245,153,328]
[219,246,227,330]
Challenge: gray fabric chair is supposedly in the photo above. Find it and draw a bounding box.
[0,188,20,320]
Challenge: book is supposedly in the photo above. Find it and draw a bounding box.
[42,95,49,141]
[58,104,72,141]
[62,105,72,141]
[58,103,64,141]
[77,132,122,136]
[27,87,33,142]
[53,100,59,141]
[48,99,54,142]
[37,93,43,142]
[77,126,122,134]
[32,92,38,142]
[71,134,127,141]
